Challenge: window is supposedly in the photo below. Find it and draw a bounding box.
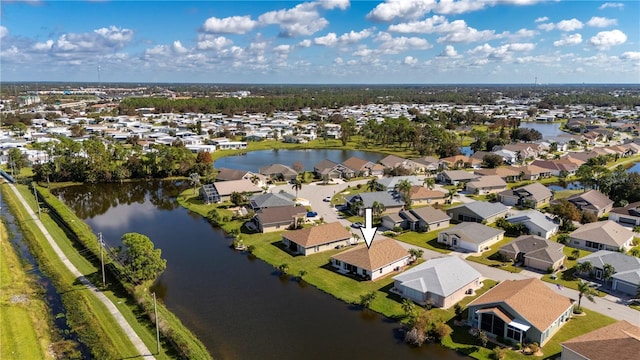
[506,325,523,342]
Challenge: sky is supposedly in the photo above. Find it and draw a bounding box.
[0,0,639,84]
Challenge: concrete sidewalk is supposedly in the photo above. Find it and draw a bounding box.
[8,183,156,359]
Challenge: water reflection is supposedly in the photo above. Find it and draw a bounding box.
[55,181,466,360]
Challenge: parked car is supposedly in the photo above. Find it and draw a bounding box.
[306,211,318,218]
[351,222,363,228]
[323,196,332,202]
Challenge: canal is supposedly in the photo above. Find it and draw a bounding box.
[53,181,466,360]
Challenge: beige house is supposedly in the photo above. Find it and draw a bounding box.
[437,222,505,253]
[392,256,481,309]
[282,222,353,256]
[608,201,640,226]
[211,179,263,202]
[499,182,553,209]
[467,279,574,346]
[409,186,447,206]
[499,235,565,272]
[253,206,307,233]
[330,238,410,281]
[466,175,508,195]
[566,190,614,217]
[569,220,635,252]
[561,320,640,360]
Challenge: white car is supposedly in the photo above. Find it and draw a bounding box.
[323,196,332,202]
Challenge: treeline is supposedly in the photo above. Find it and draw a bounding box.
[31,137,213,184]
[543,93,640,107]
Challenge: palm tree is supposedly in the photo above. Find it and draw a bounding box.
[423,177,435,190]
[291,178,302,199]
[577,261,593,276]
[367,178,380,192]
[447,189,456,204]
[602,264,615,286]
[570,248,580,260]
[189,172,201,195]
[401,299,416,319]
[371,201,386,221]
[395,179,412,206]
[576,280,597,311]
[408,248,424,262]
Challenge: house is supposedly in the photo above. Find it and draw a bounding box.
[608,201,640,227]
[282,222,353,256]
[569,220,635,252]
[561,320,640,360]
[381,213,405,231]
[577,251,640,295]
[441,155,481,169]
[566,190,614,217]
[249,192,296,210]
[466,175,508,195]
[499,182,553,209]
[467,278,574,346]
[409,186,447,206]
[499,235,565,272]
[330,238,410,281]
[506,210,559,239]
[379,155,411,171]
[313,159,341,179]
[530,159,579,176]
[253,205,307,233]
[216,167,264,185]
[259,164,299,181]
[400,206,450,232]
[409,156,442,173]
[345,192,405,216]
[446,201,509,224]
[437,170,478,185]
[474,167,522,182]
[211,179,263,202]
[519,164,552,181]
[377,176,422,191]
[392,256,482,309]
[437,222,505,253]
[341,156,377,178]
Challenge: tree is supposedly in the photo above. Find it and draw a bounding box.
[602,264,615,285]
[482,154,504,168]
[423,177,435,190]
[359,291,377,309]
[277,263,289,275]
[189,172,201,195]
[570,248,581,260]
[576,280,597,311]
[7,148,28,174]
[476,329,489,347]
[121,232,167,283]
[549,199,581,230]
[371,201,386,221]
[408,248,424,262]
[230,191,248,206]
[291,178,302,199]
[366,178,380,192]
[577,261,593,276]
[401,299,417,319]
[195,150,213,165]
[395,179,413,206]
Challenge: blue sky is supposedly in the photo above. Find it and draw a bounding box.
[1,0,638,84]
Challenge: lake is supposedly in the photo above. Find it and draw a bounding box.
[214,149,385,172]
[52,181,465,360]
[628,162,640,174]
[519,121,566,138]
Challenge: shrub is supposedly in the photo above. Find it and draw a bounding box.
[454,303,464,321]
[432,322,453,342]
[547,267,554,274]
[515,342,522,350]
[492,347,507,360]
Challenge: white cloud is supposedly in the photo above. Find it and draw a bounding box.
[537,23,555,31]
[0,26,7,39]
[534,16,548,23]
[404,55,418,65]
[513,28,538,38]
[599,2,624,10]
[196,35,233,51]
[508,42,535,52]
[439,44,459,57]
[334,56,344,64]
[298,39,312,47]
[201,16,257,34]
[436,20,499,43]
[589,29,627,50]
[366,0,435,22]
[313,29,372,47]
[553,33,582,47]
[172,41,188,54]
[586,16,617,28]
[32,39,54,51]
[314,33,338,46]
[375,32,432,54]
[621,52,640,60]
[556,18,583,32]
[468,42,535,62]
[318,0,350,10]
[258,2,330,37]
[388,15,448,33]
[433,0,486,15]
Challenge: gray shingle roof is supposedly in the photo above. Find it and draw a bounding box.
[249,192,295,209]
[393,256,481,298]
[448,201,509,219]
[500,235,564,263]
[348,191,405,208]
[507,210,558,233]
[440,222,505,244]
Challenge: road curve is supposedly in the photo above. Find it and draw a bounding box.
[7,183,156,359]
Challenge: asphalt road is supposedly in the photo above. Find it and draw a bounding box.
[269,178,640,326]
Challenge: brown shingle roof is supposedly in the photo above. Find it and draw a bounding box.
[283,222,351,248]
[409,186,446,200]
[569,220,634,247]
[255,206,306,226]
[562,320,640,360]
[468,278,574,331]
[213,179,262,196]
[331,238,409,272]
[567,189,613,212]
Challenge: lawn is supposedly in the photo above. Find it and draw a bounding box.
[393,227,453,254]
[0,221,53,360]
[465,236,522,273]
[540,245,606,296]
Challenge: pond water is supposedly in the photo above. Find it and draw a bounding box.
[518,122,566,138]
[628,162,640,174]
[53,181,465,360]
[214,149,385,172]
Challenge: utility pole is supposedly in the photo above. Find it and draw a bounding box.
[33,184,41,218]
[153,292,160,355]
[98,232,105,286]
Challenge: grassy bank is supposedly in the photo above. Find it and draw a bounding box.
[178,189,617,360]
[0,220,54,360]
[32,184,211,360]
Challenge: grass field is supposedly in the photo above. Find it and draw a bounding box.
[0,221,53,360]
